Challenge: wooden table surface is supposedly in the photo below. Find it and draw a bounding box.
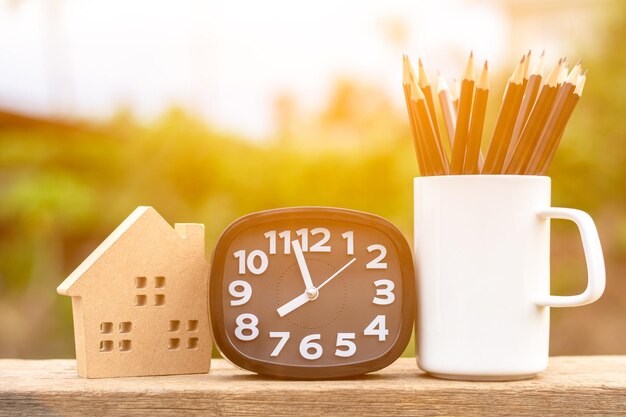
[1,357,625,416]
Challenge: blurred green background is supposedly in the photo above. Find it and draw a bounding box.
[0,0,625,359]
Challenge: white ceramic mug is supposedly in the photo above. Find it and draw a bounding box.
[414,175,605,381]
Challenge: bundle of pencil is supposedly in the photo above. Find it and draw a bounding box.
[402,51,586,176]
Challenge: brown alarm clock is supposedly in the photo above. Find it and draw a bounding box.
[209,207,415,379]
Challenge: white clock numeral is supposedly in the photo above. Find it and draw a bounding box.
[335,333,357,357]
[310,227,331,252]
[234,313,259,341]
[264,231,277,255]
[264,228,334,254]
[364,315,388,341]
[373,279,395,305]
[296,228,309,251]
[341,231,354,255]
[234,249,269,275]
[278,231,291,254]
[366,244,387,269]
[229,280,252,306]
[299,334,323,360]
[269,332,290,357]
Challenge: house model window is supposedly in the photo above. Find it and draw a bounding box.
[135,276,166,306]
[168,319,200,350]
[99,321,132,352]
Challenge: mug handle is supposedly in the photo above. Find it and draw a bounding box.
[535,207,606,307]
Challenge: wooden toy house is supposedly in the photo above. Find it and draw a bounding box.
[57,206,211,378]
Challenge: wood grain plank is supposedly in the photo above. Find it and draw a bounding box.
[0,357,625,416]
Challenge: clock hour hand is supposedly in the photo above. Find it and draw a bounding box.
[277,292,311,317]
[276,258,357,317]
[292,239,315,290]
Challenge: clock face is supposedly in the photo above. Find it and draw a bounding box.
[209,207,414,379]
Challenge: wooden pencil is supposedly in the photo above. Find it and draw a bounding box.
[402,55,430,175]
[535,74,585,175]
[436,73,457,153]
[402,53,585,177]
[418,58,442,146]
[482,56,526,174]
[463,61,489,174]
[450,52,475,174]
[505,59,562,174]
[558,63,569,86]
[452,79,460,111]
[504,51,545,170]
[521,50,531,91]
[526,65,582,174]
[411,80,449,175]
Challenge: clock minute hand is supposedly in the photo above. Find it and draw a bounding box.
[292,239,315,290]
[316,258,357,290]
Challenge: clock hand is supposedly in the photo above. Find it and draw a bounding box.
[292,239,315,290]
[277,292,311,317]
[316,258,357,290]
[276,258,357,317]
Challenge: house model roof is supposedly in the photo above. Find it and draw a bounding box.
[57,206,201,297]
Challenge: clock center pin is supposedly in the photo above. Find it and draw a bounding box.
[305,287,319,301]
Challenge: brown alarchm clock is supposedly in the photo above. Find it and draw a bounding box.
[209,207,415,379]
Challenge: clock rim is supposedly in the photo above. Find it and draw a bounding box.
[209,206,415,379]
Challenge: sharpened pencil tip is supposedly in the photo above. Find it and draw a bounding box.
[463,53,475,81]
[451,78,460,100]
[436,73,450,93]
[477,61,489,89]
[532,51,545,77]
[545,60,561,87]
[410,79,425,101]
[558,64,569,84]
[574,74,586,95]
[522,51,531,79]
[418,58,430,88]
[566,64,581,84]
[402,57,409,85]
[510,59,525,84]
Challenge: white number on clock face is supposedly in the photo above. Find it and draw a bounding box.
[373,279,395,305]
[269,332,290,357]
[364,315,388,341]
[262,228,348,255]
[341,231,354,255]
[335,333,357,357]
[234,250,268,275]
[300,334,323,360]
[265,329,382,359]
[309,227,331,252]
[229,280,252,306]
[234,313,259,341]
[366,244,387,269]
